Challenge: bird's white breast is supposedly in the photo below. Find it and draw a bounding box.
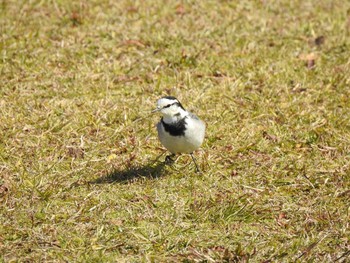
[157,114,205,154]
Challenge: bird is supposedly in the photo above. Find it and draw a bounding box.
[152,96,206,172]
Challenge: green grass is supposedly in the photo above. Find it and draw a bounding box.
[1,0,350,261]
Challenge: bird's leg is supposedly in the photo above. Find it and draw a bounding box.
[165,153,176,164]
[190,153,201,173]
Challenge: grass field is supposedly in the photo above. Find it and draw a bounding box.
[1,0,350,262]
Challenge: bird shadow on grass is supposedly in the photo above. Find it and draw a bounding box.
[90,162,167,184]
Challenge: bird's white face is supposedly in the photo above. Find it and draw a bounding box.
[153,96,185,117]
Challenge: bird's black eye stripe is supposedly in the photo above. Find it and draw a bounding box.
[161,102,185,110]
[162,102,177,109]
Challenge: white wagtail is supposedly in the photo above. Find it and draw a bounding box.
[152,96,206,172]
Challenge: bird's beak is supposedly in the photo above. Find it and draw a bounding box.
[151,107,161,113]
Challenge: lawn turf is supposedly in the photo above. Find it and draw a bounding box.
[1,0,350,262]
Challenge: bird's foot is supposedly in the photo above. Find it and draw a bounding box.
[165,154,176,165]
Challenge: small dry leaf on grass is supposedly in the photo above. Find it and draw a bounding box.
[70,11,82,26]
[262,131,278,142]
[314,36,325,46]
[299,52,317,69]
[278,212,287,220]
[175,4,186,15]
[109,219,124,226]
[308,36,325,47]
[66,146,85,159]
[120,39,146,48]
[126,6,138,13]
[0,183,9,196]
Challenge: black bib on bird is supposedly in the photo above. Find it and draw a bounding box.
[161,116,187,136]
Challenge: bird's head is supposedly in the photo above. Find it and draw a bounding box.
[152,96,186,117]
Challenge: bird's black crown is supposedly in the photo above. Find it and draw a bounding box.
[161,96,185,110]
